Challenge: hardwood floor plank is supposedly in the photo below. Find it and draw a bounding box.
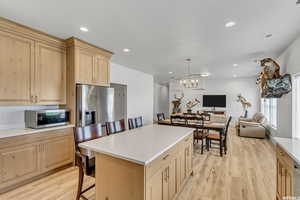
[0,128,276,200]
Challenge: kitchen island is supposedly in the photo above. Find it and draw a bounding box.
[79,124,194,200]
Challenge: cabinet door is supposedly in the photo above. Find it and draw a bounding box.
[185,143,193,177]
[277,159,283,199]
[93,55,110,86]
[41,136,73,172]
[0,31,34,105]
[168,159,177,200]
[76,49,94,84]
[0,144,39,185]
[148,169,164,200]
[285,168,294,198]
[35,43,66,105]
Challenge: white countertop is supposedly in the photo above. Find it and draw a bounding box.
[79,124,194,165]
[0,124,75,139]
[273,137,300,165]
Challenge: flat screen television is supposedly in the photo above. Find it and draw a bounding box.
[202,95,226,108]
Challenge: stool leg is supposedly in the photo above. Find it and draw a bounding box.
[76,166,84,200]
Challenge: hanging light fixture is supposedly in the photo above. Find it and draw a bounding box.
[179,58,208,90]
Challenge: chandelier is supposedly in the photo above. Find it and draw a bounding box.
[179,58,209,90]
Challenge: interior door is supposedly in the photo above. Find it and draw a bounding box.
[35,42,66,104]
[0,30,34,104]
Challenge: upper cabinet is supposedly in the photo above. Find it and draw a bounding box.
[35,43,66,104]
[66,37,113,87]
[0,30,35,105]
[0,18,67,105]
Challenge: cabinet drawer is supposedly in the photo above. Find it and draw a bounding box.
[276,145,294,170]
[147,145,177,179]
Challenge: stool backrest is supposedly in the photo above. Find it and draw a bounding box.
[106,119,126,135]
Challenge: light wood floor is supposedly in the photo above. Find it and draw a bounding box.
[0,128,276,200]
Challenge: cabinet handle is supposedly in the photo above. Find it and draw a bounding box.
[167,167,169,180]
[35,95,38,103]
[163,154,169,160]
[164,168,168,181]
[185,137,189,142]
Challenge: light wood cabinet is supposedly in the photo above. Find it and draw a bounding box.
[66,37,112,87]
[276,145,295,200]
[65,37,113,124]
[40,136,73,172]
[0,144,40,186]
[93,55,110,86]
[77,49,94,84]
[146,134,193,200]
[0,30,35,105]
[0,18,67,105]
[0,127,74,193]
[35,42,66,104]
[94,133,193,200]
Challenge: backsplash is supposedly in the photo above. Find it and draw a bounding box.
[0,105,58,130]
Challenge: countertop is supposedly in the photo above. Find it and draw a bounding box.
[273,137,300,165]
[79,124,194,165]
[0,124,75,139]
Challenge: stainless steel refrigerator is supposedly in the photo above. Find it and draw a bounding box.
[76,84,127,127]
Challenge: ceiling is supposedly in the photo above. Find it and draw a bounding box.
[1,0,300,84]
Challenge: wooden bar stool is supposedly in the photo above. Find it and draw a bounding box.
[74,124,107,200]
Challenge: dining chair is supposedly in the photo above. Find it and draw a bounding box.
[135,116,143,128]
[128,116,143,130]
[106,119,126,135]
[128,118,136,130]
[170,115,187,126]
[200,112,211,121]
[74,124,107,200]
[207,116,232,156]
[157,113,165,121]
[186,116,208,154]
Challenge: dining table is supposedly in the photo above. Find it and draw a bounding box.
[157,117,228,156]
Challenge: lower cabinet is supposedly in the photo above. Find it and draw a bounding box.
[0,144,40,186]
[147,134,193,200]
[276,145,294,200]
[40,136,73,173]
[0,128,74,192]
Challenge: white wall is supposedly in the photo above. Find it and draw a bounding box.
[154,83,169,120]
[0,105,58,130]
[169,77,260,122]
[270,35,300,138]
[110,62,154,125]
[0,62,154,130]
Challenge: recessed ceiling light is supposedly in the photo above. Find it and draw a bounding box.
[123,48,130,52]
[233,64,238,67]
[225,21,236,28]
[233,74,237,78]
[80,27,89,32]
[168,72,173,74]
[265,34,273,38]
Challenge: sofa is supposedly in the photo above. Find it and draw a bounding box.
[237,112,266,139]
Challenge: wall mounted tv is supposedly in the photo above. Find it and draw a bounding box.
[202,95,226,108]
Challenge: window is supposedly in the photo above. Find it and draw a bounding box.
[261,98,277,129]
[293,74,300,139]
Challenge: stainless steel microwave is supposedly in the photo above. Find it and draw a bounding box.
[25,109,70,129]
